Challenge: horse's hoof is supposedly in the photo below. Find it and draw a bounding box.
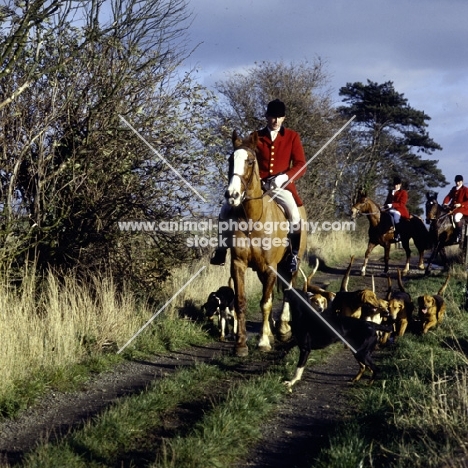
[235,345,249,357]
[258,344,272,353]
[360,271,366,277]
[418,264,425,271]
[277,331,292,342]
[258,335,273,351]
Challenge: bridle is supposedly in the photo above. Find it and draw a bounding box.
[426,199,452,224]
[352,199,381,217]
[230,146,267,202]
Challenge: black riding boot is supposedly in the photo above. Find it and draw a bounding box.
[454,221,463,244]
[288,231,301,272]
[393,223,401,243]
[210,247,227,265]
[210,221,231,266]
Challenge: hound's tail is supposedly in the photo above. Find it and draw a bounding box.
[340,255,355,292]
[385,274,392,301]
[438,274,451,296]
[303,258,319,292]
[299,267,308,292]
[228,277,234,290]
[397,268,407,293]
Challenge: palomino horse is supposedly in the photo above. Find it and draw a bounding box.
[424,191,467,274]
[351,190,429,276]
[224,130,307,356]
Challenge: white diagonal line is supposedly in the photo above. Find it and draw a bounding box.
[118,114,207,203]
[269,266,357,353]
[269,115,356,203]
[117,266,206,354]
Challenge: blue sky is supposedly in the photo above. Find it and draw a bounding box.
[184,0,468,192]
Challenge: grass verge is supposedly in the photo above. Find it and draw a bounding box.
[313,268,468,467]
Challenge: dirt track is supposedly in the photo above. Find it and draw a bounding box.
[0,250,427,466]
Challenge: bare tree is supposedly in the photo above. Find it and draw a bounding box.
[212,59,350,221]
[0,0,217,286]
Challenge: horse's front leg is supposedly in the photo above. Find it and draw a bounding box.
[361,243,376,276]
[383,243,391,274]
[231,260,249,356]
[257,269,277,352]
[417,251,425,271]
[425,242,441,275]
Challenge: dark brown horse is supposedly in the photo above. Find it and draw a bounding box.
[424,191,467,274]
[224,131,307,356]
[351,190,429,276]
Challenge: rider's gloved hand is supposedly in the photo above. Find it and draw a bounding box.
[271,174,288,189]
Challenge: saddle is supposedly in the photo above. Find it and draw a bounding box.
[261,175,276,192]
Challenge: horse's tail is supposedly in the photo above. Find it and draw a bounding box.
[438,274,451,296]
[340,255,354,292]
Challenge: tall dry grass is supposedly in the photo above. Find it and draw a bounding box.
[307,229,369,266]
[0,230,367,401]
[0,272,150,397]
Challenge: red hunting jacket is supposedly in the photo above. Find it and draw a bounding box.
[443,185,468,216]
[385,189,410,220]
[256,126,306,206]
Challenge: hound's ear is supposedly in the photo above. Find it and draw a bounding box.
[232,130,243,148]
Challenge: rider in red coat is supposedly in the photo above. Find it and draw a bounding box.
[256,124,306,207]
[383,176,410,242]
[211,99,307,271]
[443,174,468,242]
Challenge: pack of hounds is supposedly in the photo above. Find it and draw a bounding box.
[203,257,450,389]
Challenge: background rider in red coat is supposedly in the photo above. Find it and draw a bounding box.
[383,176,410,243]
[443,174,468,243]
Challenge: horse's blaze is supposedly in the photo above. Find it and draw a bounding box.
[226,148,249,207]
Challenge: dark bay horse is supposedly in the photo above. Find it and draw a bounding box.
[224,130,307,356]
[351,191,429,276]
[424,191,467,274]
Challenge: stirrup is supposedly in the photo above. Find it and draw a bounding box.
[289,254,299,272]
[210,249,227,266]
